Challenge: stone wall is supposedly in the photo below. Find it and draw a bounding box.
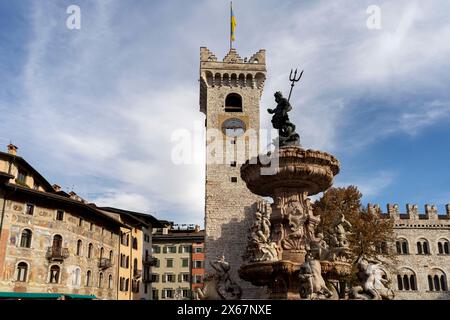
[368,203,450,300]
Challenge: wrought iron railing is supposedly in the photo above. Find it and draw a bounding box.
[98,258,112,269]
[46,247,69,260]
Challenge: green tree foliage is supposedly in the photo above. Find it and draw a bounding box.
[313,186,396,262]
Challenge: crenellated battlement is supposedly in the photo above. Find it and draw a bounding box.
[200,47,267,86]
[367,203,450,222]
[199,47,267,114]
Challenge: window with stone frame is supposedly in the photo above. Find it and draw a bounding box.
[437,239,450,255]
[395,238,409,254]
[194,275,203,283]
[416,239,430,255]
[428,269,448,292]
[182,289,190,298]
[182,273,190,282]
[108,274,113,289]
[49,265,61,283]
[76,240,82,256]
[166,259,174,268]
[72,268,81,286]
[168,246,176,253]
[88,243,93,258]
[98,272,104,288]
[151,274,159,283]
[194,260,203,269]
[152,289,158,300]
[163,289,174,299]
[397,268,417,291]
[182,258,189,268]
[25,204,34,215]
[55,210,64,221]
[16,262,28,282]
[86,270,92,286]
[152,245,161,254]
[20,229,32,248]
[166,274,175,283]
[375,241,388,254]
[181,245,191,253]
[17,170,26,184]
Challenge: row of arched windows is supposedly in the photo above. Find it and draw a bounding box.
[395,238,450,255]
[15,262,114,288]
[76,240,113,260]
[397,268,448,292]
[17,230,113,260]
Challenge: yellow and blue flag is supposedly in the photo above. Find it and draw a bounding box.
[230,2,236,42]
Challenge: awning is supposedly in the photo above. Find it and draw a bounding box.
[0,292,96,299]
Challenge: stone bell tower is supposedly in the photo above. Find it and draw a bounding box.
[199,47,267,298]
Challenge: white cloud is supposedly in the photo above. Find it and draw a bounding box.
[2,0,450,226]
[399,100,450,136]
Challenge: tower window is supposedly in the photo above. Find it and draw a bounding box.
[225,93,242,112]
[231,177,238,183]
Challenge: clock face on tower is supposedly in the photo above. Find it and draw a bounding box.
[222,118,246,137]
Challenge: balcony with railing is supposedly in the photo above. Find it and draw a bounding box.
[46,247,69,261]
[133,269,142,279]
[98,258,112,269]
[143,256,158,266]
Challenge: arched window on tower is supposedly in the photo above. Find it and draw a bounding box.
[225,93,242,112]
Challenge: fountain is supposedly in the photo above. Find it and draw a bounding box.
[238,83,353,299]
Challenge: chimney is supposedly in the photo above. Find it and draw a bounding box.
[53,184,61,192]
[7,144,18,156]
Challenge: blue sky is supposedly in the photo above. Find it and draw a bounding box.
[1,1,450,225]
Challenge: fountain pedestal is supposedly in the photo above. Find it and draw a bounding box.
[239,146,348,299]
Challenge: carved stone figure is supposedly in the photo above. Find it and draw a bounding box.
[350,256,395,300]
[244,204,279,262]
[197,256,243,300]
[330,214,352,248]
[298,253,334,299]
[267,91,300,147]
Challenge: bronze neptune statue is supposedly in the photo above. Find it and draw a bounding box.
[267,91,300,147]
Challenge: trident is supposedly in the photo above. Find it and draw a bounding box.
[287,68,304,102]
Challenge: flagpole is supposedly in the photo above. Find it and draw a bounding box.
[230,1,232,50]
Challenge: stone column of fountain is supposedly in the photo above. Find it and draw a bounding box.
[238,90,352,299]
